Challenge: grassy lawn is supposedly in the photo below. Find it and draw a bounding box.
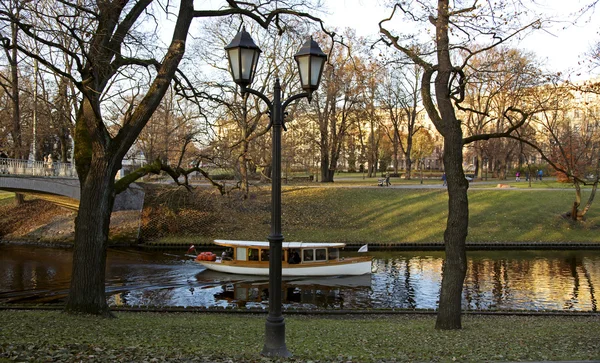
[3,178,600,246]
[168,185,599,246]
[0,310,598,362]
[0,191,14,206]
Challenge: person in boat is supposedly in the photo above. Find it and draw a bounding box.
[248,248,259,261]
[221,248,233,260]
[288,250,301,264]
[261,249,269,261]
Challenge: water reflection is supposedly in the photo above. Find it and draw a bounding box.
[1,245,598,311]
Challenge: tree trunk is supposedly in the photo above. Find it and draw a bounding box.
[14,193,25,205]
[320,147,333,183]
[405,156,412,179]
[579,180,598,218]
[9,19,24,160]
[435,133,469,329]
[326,169,334,182]
[65,158,116,316]
[572,181,582,220]
[392,132,399,174]
[405,131,414,179]
[433,0,468,329]
[239,141,250,199]
[262,165,272,182]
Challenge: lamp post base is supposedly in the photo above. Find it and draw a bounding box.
[261,315,292,357]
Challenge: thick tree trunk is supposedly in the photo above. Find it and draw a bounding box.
[435,133,469,329]
[14,193,25,205]
[65,159,116,316]
[405,156,412,179]
[320,149,333,182]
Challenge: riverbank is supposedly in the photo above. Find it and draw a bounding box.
[1,310,598,362]
[2,181,600,248]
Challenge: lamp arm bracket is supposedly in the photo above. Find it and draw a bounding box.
[281,92,310,131]
[282,92,310,111]
[241,86,273,110]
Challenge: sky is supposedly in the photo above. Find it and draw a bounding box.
[321,0,600,76]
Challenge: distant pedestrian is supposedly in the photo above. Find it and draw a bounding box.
[525,171,529,181]
[442,173,447,186]
[44,154,55,176]
[538,169,543,181]
[515,171,520,182]
[0,151,7,174]
[385,172,391,186]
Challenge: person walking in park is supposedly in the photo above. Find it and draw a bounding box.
[538,169,543,181]
[516,171,521,182]
[44,154,55,176]
[442,172,447,186]
[0,151,8,174]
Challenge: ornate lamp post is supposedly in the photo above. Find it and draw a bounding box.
[225,28,326,357]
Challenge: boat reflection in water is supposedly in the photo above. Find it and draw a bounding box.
[196,270,372,309]
[1,245,598,311]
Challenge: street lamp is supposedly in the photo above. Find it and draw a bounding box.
[225,28,326,358]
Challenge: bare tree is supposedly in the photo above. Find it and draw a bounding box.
[310,30,365,182]
[380,0,540,329]
[0,0,26,160]
[1,0,326,316]
[523,81,600,220]
[460,47,543,179]
[379,61,425,178]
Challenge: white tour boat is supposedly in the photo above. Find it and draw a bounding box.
[194,239,372,276]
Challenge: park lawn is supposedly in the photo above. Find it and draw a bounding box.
[0,191,14,206]
[190,186,600,245]
[2,183,599,246]
[0,310,598,362]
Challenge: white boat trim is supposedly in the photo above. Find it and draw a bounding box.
[214,239,346,249]
[198,259,372,276]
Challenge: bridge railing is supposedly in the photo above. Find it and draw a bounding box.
[0,158,77,178]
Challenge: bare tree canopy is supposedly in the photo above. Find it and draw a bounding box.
[0,0,328,316]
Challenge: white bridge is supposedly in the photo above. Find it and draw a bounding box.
[0,158,144,211]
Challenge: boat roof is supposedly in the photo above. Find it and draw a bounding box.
[214,239,346,249]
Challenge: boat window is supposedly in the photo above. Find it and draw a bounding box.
[236,247,247,261]
[315,248,327,261]
[329,248,339,260]
[261,249,269,261]
[288,249,301,264]
[248,248,259,261]
[303,249,314,261]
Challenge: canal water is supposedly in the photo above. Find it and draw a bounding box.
[0,245,598,311]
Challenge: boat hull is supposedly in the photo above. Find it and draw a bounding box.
[197,258,372,276]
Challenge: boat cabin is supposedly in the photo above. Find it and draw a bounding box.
[215,240,343,265]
